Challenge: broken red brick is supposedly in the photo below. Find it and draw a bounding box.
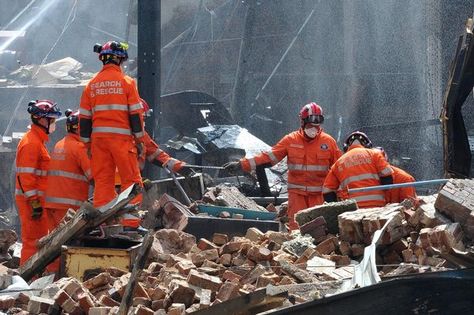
[99,294,119,307]
[216,281,240,301]
[219,253,232,266]
[187,269,222,292]
[197,238,219,251]
[245,228,264,243]
[83,272,112,290]
[315,236,338,255]
[222,270,242,282]
[212,233,228,246]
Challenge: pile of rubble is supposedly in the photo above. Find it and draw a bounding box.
[295,179,474,277]
[0,227,349,315]
[2,179,474,314]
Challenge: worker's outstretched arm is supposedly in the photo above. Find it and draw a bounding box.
[240,134,291,172]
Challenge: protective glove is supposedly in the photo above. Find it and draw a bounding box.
[30,199,43,220]
[178,166,196,178]
[142,178,153,191]
[223,161,242,174]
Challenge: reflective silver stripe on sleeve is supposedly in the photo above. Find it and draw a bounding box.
[23,189,38,197]
[16,189,44,197]
[322,187,336,194]
[129,103,142,111]
[16,167,47,176]
[340,173,380,189]
[351,194,386,202]
[35,170,47,176]
[45,197,83,207]
[267,151,279,164]
[134,131,145,138]
[166,159,178,170]
[16,167,36,174]
[79,108,92,117]
[47,170,88,182]
[379,167,393,176]
[248,158,256,171]
[287,164,329,171]
[287,183,323,192]
[92,127,131,135]
[147,148,163,162]
[92,104,128,113]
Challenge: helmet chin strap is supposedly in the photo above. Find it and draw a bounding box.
[33,117,53,134]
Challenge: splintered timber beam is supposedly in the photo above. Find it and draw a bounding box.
[19,184,138,281]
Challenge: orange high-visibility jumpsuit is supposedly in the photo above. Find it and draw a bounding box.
[240,129,341,230]
[44,133,91,272]
[323,144,393,208]
[117,131,185,228]
[15,124,50,265]
[386,165,416,204]
[139,131,184,171]
[79,64,144,208]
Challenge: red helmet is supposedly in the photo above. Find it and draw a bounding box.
[27,100,61,119]
[94,41,129,62]
[65,109,79,133]
[140,98,150,112]
[140,98,152,116]
[299,102,324,125]
[343,131,372,152]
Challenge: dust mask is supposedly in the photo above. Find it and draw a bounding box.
[304,126,320,138]
[48,121,56,134]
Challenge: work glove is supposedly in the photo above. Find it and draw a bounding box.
[178,166,196,178]
[142,178,153,191]
[30,199,43,220]
[223,161,242,174]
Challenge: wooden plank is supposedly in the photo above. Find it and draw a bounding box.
[118,230,154,315]
[19,184,138,281]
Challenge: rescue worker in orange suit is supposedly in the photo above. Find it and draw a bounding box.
[79,41,144,208]
[323,131,393,208]
[138,98,193,179]
[44,109,92,272]
[15,100,61,265]
[374,146,416,204]
[117,98,193,228]
[223,102,341,230]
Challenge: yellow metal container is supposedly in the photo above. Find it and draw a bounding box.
[60,239,141,281]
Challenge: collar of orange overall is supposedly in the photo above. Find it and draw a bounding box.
[30,124,49,143]
[347,143,365,151]
[101,63,122,73]
[66,133,81,141]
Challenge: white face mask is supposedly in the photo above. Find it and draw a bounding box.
[304,126,319,138]
[48,121,56,134]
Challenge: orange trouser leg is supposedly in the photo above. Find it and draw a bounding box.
[287,192,324,230]
[111,138,143,205]
[16,197,48,266]
[45,208,68,273]
[91,140,118,208]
